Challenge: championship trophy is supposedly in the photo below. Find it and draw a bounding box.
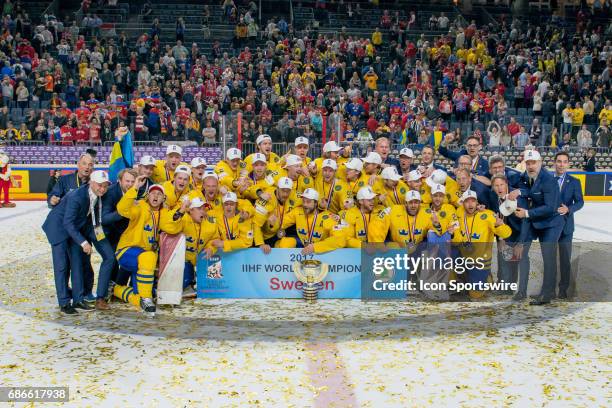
[293,259,329,303]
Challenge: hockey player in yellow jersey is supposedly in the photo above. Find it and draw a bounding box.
[238,152,277,200]
[425,183,458,233]
[292,136,313,167]
[406,169,431,205]
[340,158,368,203]
[452,190,512,299]
[210,192,263,252]
[313,159,346,214]
[160,197,220,296]
[276,188,346,254]
[244,134,282,173]
[214,147,248,192]
[362,152,383,186]
[254,177,299,253]
[189,157,207,192]
[190,171,256,217]
[280,154,311,202]
[423,168,459,207]
[151,144,186,184]
[342,186,391,248]
[162,165,192,210]
[376,166,409,207]
[308,140,351,178]
[113,178,169,317]
[388,190,443,249]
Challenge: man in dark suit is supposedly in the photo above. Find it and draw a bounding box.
[487,155,521,189]
[553,151,584,299]
[489,174,531,298]
[438,134,489,176]
[42,190,91,314]
[47,153,94,206]
[102,168,137,284]
[510,149,564,305]
[63,170,116,310]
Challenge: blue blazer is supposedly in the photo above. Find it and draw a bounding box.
[518,170,564,231]
[47,172,86,205]
[489,195,531,243]
[42,192,72,245]
[471,179,493,209]
[438,145,489,176]
[558,174,584,235]
[62,185,99,246]
[102,182,129,242]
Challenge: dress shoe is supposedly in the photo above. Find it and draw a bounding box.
[558,290,568,299]
[73,301,95,312]
[2,202,16,208]
[529,297,551,306]
[60,305,78,315]
[95,298,110,310]
[512,293,526,301]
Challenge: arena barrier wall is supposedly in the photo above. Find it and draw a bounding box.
[9,166,612,202]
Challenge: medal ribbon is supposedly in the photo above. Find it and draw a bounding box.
[305,209,319,243]
[150,209,159,243]
[194,223,202,253]
[463,213,476,243]
[405,213,417,243]
[277,203,286,228]
[324,179,335,209]
[393,186,401,204]
[360,210,370,240]
[223,215,234,240]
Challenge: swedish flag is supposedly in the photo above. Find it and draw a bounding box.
[108,127,135,182]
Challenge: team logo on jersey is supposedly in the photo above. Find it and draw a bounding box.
[358,181,364,187]
[357,229,366,237]
[471,233,481,240]
[303,177,310,184]
[322,214,329,220]
[335,185,342,191]
[400,187,406,194]
[399,229,409,236]
[240,162,247,168]
[480,214,487,220]
[425,208,432,214]
[274,156,280,163]
[186,247,196,253]
[440,211,446,218]
[144,224,153,232]
[185,236,194,243]
[208,216,216,223]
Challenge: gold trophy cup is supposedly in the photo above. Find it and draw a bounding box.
[293,259,329,303]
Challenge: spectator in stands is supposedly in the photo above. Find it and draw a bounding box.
[513,126,529,148]
[583,148,596,172]
[577,125,593,148]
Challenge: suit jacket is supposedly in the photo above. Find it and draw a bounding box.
[47,172,87,205]
[519,169,563,231]
[438,146,489,176]
[557,173,584,235]
[471,178,494,209]
[101,182,129,244]
[62,185,101,246]
[42,191,72,245]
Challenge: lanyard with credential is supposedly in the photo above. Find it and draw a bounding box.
[557,173,566,191]
[471,155,479,171]
[90,197,102,227]
[223,215,234,240]
[305,209,319,244]
[76,173,81,188]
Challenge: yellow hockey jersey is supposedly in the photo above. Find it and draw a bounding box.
[212,211,263,251]
[342,206,391,248]
[162,180,191,210]
[151,160,187,184]
[280,208,346,253]
[313,176,346,214]
[388,205,441,246]
[252,193,297,241]
[160,209,220,266]
[214,159,248,191]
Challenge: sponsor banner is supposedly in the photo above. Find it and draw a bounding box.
[8,170,29,193]
[196,248,363,299]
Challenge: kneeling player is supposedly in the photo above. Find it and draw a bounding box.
[276,188,345,254]
[113,178,169,317]
[160,197,220,296]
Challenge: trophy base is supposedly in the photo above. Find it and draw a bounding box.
[302,286,319,303]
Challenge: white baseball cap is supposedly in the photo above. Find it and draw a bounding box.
[190,157,207,168]
[174,165,191,176]
[256,134,272,145]
[189,197,206,209]
[430,183,446,195]
[345,158,363,172]
[363,152,382,165]
[294,136,309,146]
[166,144,182,156]
[405,190,422,202]
[227,148,242,160]
[222,192,238,203]
[499,198,518,217]
[139,155,156,166]
[251,153,267,164]
[90,170,110,184]
[407,170,422,182]
[399,148,414,158]
[283,154,302,168]
[301,188,320,201]
[524,149,541,161]
[426,169,447,187]
[323,141,342,153]
[322,159,337,170]
[277,176,294,189]
[356,186,377,200]
[459,190,478,204]
[381,166,402,181]
[203,171,218,180]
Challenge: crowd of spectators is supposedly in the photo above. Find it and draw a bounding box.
[0,0,610,153]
